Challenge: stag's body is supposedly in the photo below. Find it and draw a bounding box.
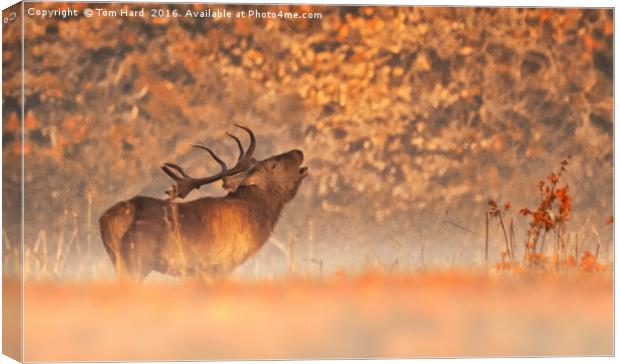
[101,184,284,279]
[99,125,307,280]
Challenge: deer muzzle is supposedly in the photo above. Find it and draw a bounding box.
[290,149,308,178]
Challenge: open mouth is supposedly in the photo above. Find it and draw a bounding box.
[299,166,309,178]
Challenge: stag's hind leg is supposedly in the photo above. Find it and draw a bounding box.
[99,201,136,278]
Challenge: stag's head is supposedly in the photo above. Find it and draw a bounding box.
[161,125,308,201]
[222,149,307,202]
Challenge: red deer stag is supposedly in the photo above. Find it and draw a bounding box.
[99,125,308,280]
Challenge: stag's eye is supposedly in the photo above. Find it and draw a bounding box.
[270,163,277,170]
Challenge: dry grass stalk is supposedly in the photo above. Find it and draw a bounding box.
[485,209,489,264]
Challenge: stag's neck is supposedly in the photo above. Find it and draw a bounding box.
[228,186,286,230]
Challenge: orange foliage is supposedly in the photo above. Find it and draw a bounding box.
[487,199,510,218]
[604,20,613,35]
[246,49,264,64]
[539,9,554,22]
[6,112,19,131]
[583,34,595,50]
[25,111,38,129]
[22,142,31,156]
[579,251,602,273]
[234,18,252,35]
[495,251,606,274]
[336,24,349,41]
[581,51,593,62]
[64,116,89,142]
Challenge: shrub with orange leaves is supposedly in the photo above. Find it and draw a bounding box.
[489,159,610,275]
[519,159,571,258]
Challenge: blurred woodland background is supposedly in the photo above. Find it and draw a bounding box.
[2,4,614,280]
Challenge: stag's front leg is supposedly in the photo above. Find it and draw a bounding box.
[119,232,158,282]
[117,253,153,282]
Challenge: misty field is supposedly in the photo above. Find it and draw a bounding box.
[15,270,612,361]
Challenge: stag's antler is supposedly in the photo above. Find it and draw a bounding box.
[161,124,256,200]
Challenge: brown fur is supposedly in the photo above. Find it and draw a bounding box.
[99,149,307,281]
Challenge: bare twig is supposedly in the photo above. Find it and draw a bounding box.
[442,220,483,238]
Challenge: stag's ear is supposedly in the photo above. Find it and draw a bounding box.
[221,161,260,192]
[222,172,247,192]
